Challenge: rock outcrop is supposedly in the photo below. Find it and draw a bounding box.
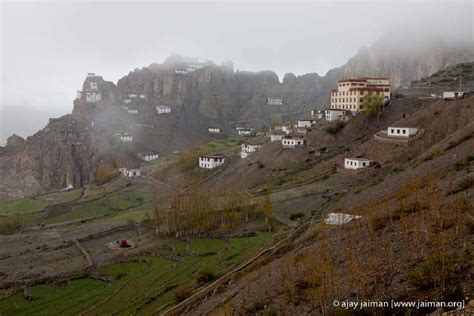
[1,35,473,199]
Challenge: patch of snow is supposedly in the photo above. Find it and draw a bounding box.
[324,212,361,225]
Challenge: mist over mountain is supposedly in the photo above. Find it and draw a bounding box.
[0,106,68,146]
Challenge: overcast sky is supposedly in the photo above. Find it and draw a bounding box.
[1,0,473,114]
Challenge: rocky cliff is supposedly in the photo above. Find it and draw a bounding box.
[1,35,473,199]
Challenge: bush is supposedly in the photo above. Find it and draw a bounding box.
[0,216,23,234]
[326,121,346,135]
[289,212,305,221]
[256,160,265,169]
[406,255,461,290]
[173,284,194,302]
[96,162,115,184]
[196,267,217,285]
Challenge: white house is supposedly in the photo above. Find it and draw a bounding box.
[443,91,464,100]
[387,127,418,138]
[267,97,283,105]
[240,144,261,158]
[127,109,138,115]
[76,90,83,99]
[297,119,316,128]
[85,91,101,103]
[344,158,373,170]
[199,155,225,169]
[237,127,254,136]
[156,106,171,114]
[139,94,146,99]
[282,136,305,149]
[317,109,347,121]
[270,132,284,142]
[128,93,137,98]
[123,99,132,104]
[119,168,141,177]
[281,122,297,134]
[90,82,98,90]
[116,132,133,142]
[141,152,159,161]
[208,127,221,134]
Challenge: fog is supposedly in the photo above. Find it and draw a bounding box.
[0,0,472,144]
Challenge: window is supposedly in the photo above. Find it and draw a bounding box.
[391,129,394,133]
[397,129,400,134]
[402,130,406,134]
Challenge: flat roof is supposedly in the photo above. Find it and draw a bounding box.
[345,158,372,162]
[199,155,225,159]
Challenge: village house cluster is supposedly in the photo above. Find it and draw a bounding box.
[119,167,141,177]
[76,73,102,103]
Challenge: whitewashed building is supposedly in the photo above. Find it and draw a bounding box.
[199,155,225,169]
[156,106,171,114]
[270,132,284,142]
[240,144,261,158]
[267,97,283,105]
[127,109,138,115]
[123,99,132,104]
[317,109,347,121]
[344,158,373,170]
[282,136,305,149]
[116,132,133,142]
[208,127,221,134]
[141,152,159,161]
[387,127,418,138]
[85,91,101,103]
[282,122,297,134]
[297,119,316,128]
[128,93,138,98]
[119,168,141,177]
[237,127,255,136]
[139,94,146,99]
[76,90,83,99]
[90,82,98,90]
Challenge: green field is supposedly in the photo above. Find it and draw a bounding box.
[0,198,45,216]
[0,232,273,315]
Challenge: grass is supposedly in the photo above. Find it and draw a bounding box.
[0,198,45,216]
[0,232,274,315]
[37,190,82,205]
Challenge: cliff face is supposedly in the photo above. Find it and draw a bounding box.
[325,36,474,88]
[1,36,473,199]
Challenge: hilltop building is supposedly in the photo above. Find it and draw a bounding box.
[267,97,283,105]
[139,94,146,100]
[199,155,225,169]
[282,136,305,149]
[282,122,297,134]
[128,93,137,98]
[85,91,101,103]
[156,106,171,114]
[123,99,132,104]
[331,77,390,111]
[175,63,208,74]
[241,144,261,158]
[344,158,373,170]
[127,109,138,115]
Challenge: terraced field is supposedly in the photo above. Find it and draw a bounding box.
[0,233,273,315]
